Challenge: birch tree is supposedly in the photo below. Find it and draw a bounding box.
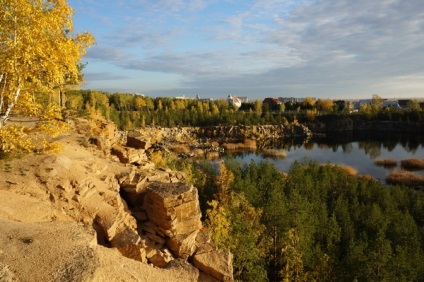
[0,0,94,127]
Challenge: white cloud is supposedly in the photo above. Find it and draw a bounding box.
[74,0,424,98]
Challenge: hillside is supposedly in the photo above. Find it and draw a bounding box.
[0,118,232,281]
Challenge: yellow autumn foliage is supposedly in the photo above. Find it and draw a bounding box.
[0,0,95,127]
[0,104,68,156]
[0,0,93,156]
[0,124,34,153]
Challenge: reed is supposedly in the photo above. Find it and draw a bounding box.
[222,139,257,151]
[400,158,424,170]
[374,158,397,168]
[261,149,286,159]
[387,169,424,186]
[339,165,358,176]
[321,164,358,175]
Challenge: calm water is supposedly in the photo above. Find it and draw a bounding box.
[225,133,424,181]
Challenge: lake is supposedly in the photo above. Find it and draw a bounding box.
[225,133,424,181]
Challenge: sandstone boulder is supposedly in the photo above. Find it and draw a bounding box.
[143,182,202,260]
[111,145,148,165]
[193,245,234,282]
[144,182,202,238]
[127,130,151,150]
[166,230,199,259]
[165,258,199,277]
[145,246,174,267]
[117,244,147,263]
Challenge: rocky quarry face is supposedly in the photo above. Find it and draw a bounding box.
[0,118,233,282]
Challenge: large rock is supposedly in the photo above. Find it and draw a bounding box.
[111,145,148,165]
[144,182,202,237]
[193,244,234,282]
[145,246,174,267]
[166,230,199,259]
[117,168,185,208]
[143,183,202,259]
[126,130,151,150]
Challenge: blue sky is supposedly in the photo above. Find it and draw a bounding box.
[68,0,424,100]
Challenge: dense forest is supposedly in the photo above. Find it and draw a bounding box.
[64,90,424,130]
[175,159,424,281]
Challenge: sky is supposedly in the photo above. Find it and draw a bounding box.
[68,0,424,100]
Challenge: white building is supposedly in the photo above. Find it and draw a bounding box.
[227,95,242,108]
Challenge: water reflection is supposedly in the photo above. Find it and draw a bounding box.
[225,132,424,181]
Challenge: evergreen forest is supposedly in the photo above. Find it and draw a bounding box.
[180,159,424,281]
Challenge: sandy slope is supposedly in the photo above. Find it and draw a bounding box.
[0,132,198,281]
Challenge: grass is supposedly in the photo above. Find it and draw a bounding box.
[387,169,424,186]
[321,163,358,176]
[261,149,286,159]
[222,139,257,151]
[374,158,397,168]
[400,158,424,170]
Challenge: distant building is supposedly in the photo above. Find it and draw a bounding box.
[334,100,354,111]
[196,95,213,101]
[175,95,186,99]
[263,97,281,105]
[227,95,242,108]
[353,99,372,110]
[398,99,410,108]
[238,97,249,103]
[278,97,305,103]
[382,101,401,109]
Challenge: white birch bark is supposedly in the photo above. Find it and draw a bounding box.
[0,78,20,128]
[0,73,6,113]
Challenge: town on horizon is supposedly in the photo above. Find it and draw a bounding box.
[133,93,424,111]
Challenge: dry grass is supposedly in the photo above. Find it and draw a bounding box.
[205,151,220,160]
[358,174,375,181]
[261,149,286,159]
[222,143,238,150]
[222,139,257,151]
[192,148,204,156]
[387,169,424,186]
[400,158,424,170]
[321,164,358,176]
[374,158,397,168]
[339,165,358,176]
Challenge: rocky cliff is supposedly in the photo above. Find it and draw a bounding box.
[0,118,233,281]
[308,116,424,134]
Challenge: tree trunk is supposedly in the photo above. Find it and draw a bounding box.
[0,73,5,113]
[0,84,21,128]
[59,88,64,107]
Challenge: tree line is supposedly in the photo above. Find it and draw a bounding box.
[64,90,424,130]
